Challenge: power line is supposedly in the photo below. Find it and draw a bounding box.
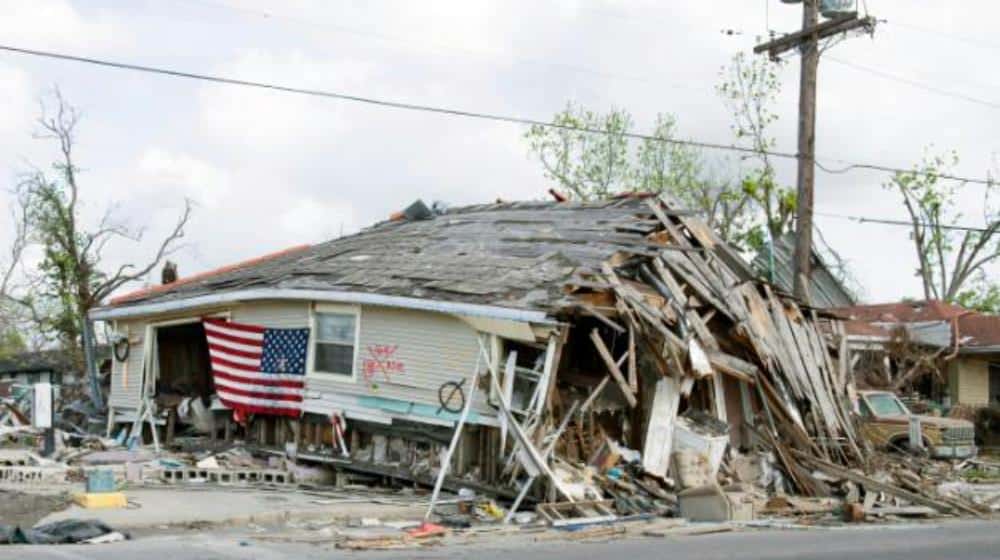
[177,0,694,90]
[889,20,1000,52]
[1,43,996,187]
[815,210,995,233]
[815,158,994,185]
[0,43,781,155]
[825,55,1000,111]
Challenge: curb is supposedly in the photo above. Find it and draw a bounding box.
[118,503,425,531]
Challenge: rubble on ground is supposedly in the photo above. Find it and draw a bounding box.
[1,195,996,546]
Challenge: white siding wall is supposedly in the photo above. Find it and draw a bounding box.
[305,305,488,412]
[108,318,146,410]
[231,300,310,329]
[106,300,495,421]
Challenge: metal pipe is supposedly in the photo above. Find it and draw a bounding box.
[424,347,483,521]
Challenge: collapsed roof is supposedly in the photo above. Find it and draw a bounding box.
[102,197,717,315]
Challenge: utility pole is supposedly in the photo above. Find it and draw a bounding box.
[793,0,819,303]
[754,2,875,303]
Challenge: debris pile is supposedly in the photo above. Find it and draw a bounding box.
[468,195,990,526]
[470,196,860,522]
[1,195,995,546]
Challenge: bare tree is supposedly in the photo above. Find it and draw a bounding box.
[887,149,1000,311]
[9,90,191,357]
[0,191,31,356]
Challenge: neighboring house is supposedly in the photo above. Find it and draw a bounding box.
[832,300,1000,407]
[0,349,77,387]
[0,347,111,400]
[752,231,856,308]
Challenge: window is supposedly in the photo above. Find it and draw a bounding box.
[313,311,357,377]
[858,399,873,418]
[864,393,909,417]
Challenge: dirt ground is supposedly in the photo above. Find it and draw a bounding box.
[0,490,70,528]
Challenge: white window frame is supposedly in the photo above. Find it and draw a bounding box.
[307,303,361,382]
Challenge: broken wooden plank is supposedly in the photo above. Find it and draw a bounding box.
[659,252,731,319]
[641,377,680,477]
[578,376,611,414]
[589,329,637,408]
[794,451,980,517]
[706,351,758,384]
[576,302,626,334]
[645,198,694,248]
[627,326,638,393]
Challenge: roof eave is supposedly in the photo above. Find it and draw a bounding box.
[90,288,558,325]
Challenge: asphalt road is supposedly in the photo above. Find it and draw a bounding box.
[4,520,999,560]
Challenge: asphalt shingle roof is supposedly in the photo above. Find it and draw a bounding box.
[106,198,680,314]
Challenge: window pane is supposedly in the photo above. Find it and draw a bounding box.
[317,313,355,343]
[866,394,907,416]
[316,343,354,375]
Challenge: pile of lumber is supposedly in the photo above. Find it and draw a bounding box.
[487,194,984,521]
[571,195,866,496]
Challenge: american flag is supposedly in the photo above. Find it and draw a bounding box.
[203,318,309,417]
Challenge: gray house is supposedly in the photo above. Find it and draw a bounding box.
[89,196,857,496]
[90,198,684,488]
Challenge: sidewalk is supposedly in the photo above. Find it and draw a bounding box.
[39,486,427,530]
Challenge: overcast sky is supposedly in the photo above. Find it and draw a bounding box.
[1,0,998,304]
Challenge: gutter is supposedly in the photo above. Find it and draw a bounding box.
[89,288,557,325]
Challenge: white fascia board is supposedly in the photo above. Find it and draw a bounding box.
[90,288,556,325]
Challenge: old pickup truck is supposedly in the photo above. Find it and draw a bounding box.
[857,390,977,459]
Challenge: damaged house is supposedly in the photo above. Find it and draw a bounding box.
[834,301,1000,408]
[89,195,863,505]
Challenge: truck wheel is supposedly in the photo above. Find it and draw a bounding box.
[887,436,929,455]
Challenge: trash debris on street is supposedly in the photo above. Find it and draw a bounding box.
[1,195,996,550]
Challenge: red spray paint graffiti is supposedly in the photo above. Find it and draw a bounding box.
[362,344,406,386]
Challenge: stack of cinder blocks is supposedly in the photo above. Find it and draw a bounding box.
[0,450,69,486]
[159,467,294,486]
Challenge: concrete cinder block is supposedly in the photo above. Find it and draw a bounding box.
[159,467,294,487]
[0,465,68,485]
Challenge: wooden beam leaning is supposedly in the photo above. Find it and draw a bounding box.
[589,329,637,408]
[707,351,758,384]
[576,302,626,334]
[627,326,638,393]
[579,376,611,414]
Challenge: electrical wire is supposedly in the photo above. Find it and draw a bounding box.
[1,42,997,187]
[825,55,1000,111]
[815,210,996,233]
[0,43,786,155]
[176,0,693,89]
[889,20,1000,52]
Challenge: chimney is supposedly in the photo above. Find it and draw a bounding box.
[161,260,178,285]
